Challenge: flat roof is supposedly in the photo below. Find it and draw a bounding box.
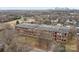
[16,23,70,33]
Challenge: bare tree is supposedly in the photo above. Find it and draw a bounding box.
[2,25,17,51]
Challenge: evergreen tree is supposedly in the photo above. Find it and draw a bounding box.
[16,20,19,25]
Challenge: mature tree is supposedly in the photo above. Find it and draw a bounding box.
[66,26,77,51]
[16,20,20,25]
[53,43,66,52]
[67,26,76,43]
[2,27,17,51]
[43,20,51,25]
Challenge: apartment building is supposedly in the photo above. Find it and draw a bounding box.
[15,23,71,51]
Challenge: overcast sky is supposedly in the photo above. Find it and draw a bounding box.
[0,0,79,9]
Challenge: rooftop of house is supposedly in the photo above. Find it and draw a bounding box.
[16,23,70,33]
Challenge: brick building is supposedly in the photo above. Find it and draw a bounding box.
[15,23,71,51]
